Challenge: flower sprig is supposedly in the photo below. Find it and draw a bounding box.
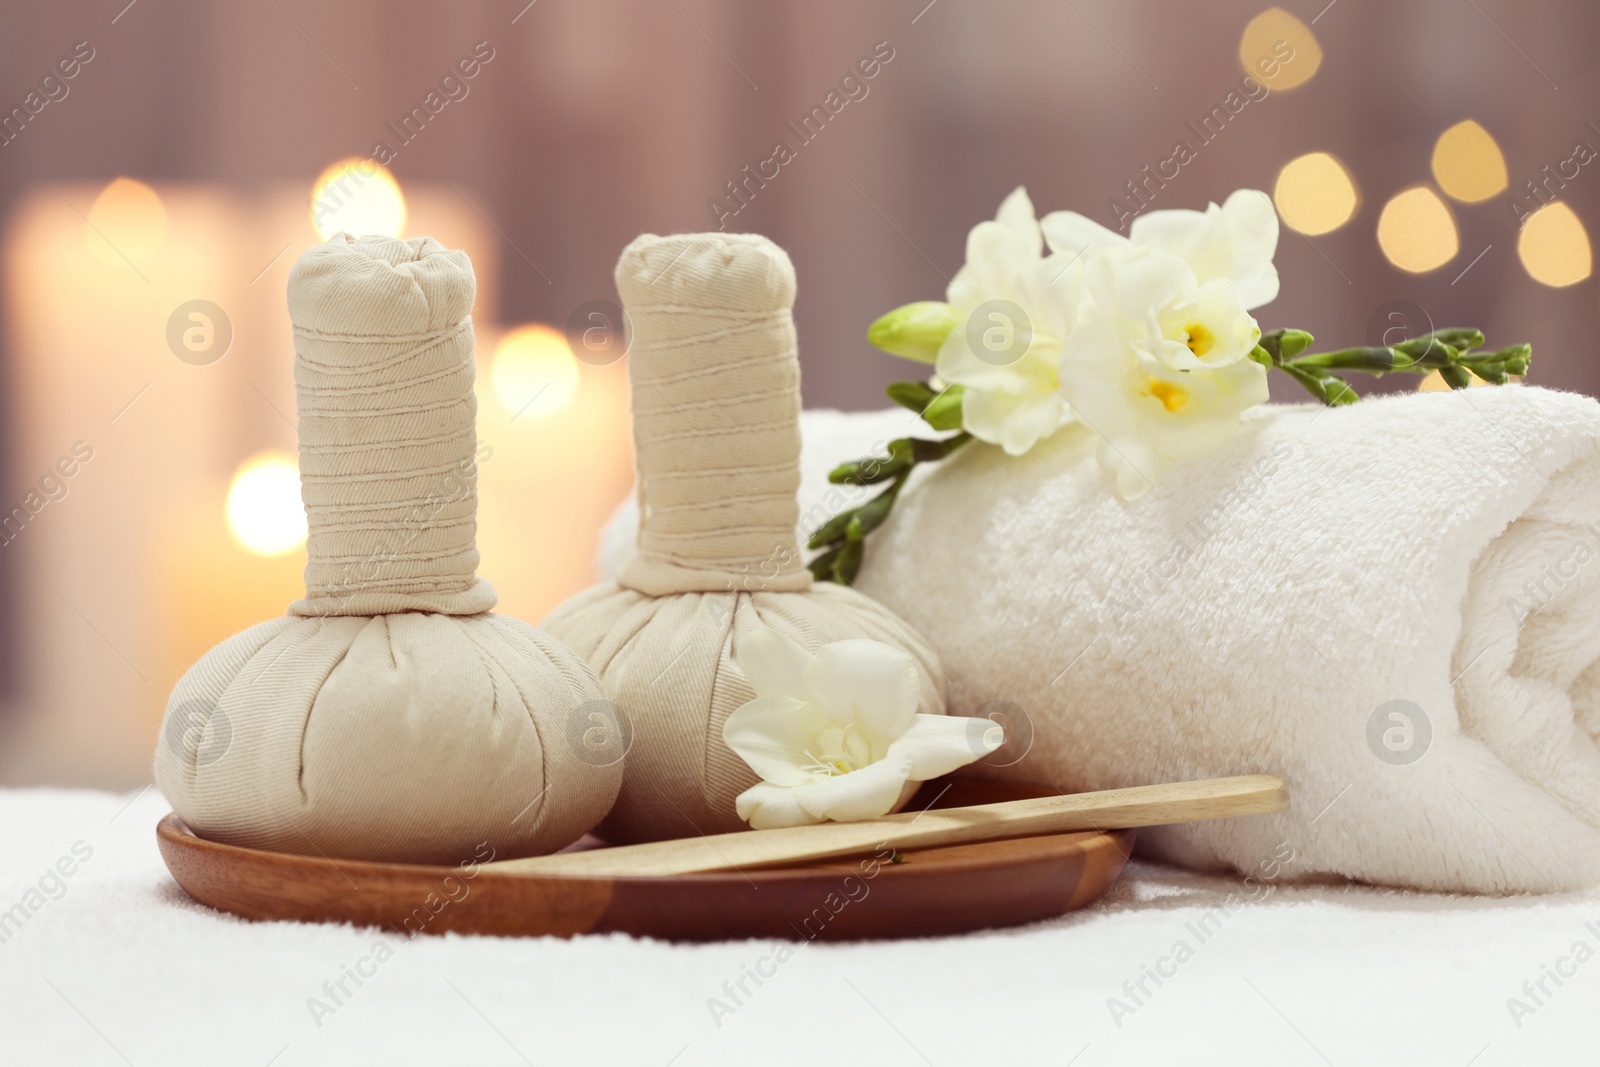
[808,382,970,584]
[811,186,1532,586]
[1251,327,1532,405]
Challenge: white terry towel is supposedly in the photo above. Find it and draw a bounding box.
[602,385,1600,893]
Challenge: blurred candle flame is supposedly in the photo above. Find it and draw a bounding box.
[1431,120,1508,203]
[491,324,581,419]
[1518,202,1592,288]
[309,158,406,241]
[1274,152,1358,236]
[1377,186,1458,274]
[85,177,166,265]
[226,451,307,557]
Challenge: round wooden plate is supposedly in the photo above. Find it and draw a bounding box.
[157,779,1133,941]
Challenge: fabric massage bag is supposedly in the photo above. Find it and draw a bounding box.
[154,234,622,864]
[543,232,948,843]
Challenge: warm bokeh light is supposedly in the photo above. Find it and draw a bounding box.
[491,324,580,419]
[1517,202,1592,287]
[1238,7,1321,90]
[1274,152,1358,235]
[1376,187,1459,273]
[85,177,166,265]
[225,451,308,557]
[1431,120,1508,203]
[309,158,406,241]
[1418,370,1490,392]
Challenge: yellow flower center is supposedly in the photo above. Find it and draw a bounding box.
[1182,323,1214,358]
[1141,377,1190,413]
[806,722,872,777]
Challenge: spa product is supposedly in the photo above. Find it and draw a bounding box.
[606,387,1600,893]
[543,232,947,843]
[155,234,621,864]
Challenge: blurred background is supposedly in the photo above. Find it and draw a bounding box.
[1,0,1595,788]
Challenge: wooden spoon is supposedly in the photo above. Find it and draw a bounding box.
[490,774,1288,878]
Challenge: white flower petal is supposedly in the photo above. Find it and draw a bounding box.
[963,386,1068,457]
[722,694,823,788]
[1129,204,1220,275]
[1131,191,1280,311]
[1089,245,1197,323]
[935,325,1035,393]
[1041,210,1129,260]
[734,626,812,700]
[1132,353,1269,458]
[792,748,915,822]
[1153,278,1260,371]
[889,714,1004,781]
[803,639,922,741]
[736,782,822,829]
[1217,352,1272,406]
[1221,188,1281,309]
[952,222,1035,310]
[936,195,1097,454]
[1052,196,1275,500]
[994,186,1042,257]
[1059,316,1141,388]
[1098,435,1168,501]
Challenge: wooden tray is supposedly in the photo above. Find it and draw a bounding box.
[156,780,1133,941]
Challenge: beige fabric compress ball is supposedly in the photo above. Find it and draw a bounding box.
[544,233,946,843]
[154,234,622,864]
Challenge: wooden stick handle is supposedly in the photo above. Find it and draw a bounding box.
[490,774,1289,878]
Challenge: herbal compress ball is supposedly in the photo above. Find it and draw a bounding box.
[154,234,622,864]
[543,233,947,843]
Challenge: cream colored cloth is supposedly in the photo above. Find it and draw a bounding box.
[604,388,1600,893]
[544,233,946,843]
[288,232,495,618]
[154,234,621,864]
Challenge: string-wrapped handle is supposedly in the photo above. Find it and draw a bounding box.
[287,234,496,617]
[615,232,811,597]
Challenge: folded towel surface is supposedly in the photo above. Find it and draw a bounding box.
[603,386,1600,893]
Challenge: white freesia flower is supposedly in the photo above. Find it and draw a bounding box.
[723,629,1003,829]
[1058,243,1268,500]
[1041,188,1281,311]
[935,187,1084,456]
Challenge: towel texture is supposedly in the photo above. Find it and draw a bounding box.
[543,233,946,843]
[15,786,1600,1064]
[603,386,1600,892]
[154,234,621,864]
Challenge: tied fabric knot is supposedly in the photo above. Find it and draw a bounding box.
[287,233,495,618]
[616,234,811,597]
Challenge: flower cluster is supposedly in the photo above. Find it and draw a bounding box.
[887,187,1280,498]
[811,186,1531,584]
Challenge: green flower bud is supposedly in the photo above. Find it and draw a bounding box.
[833,539,864,584]
[1422,327,1485,353]
[920,386,965,432]
[1260,328,1315,363]
[806,508,855,550]
[886,380,937,413]
[808,545,843,582]
[828,439,912,485]
[868,302,958,364]
[845,477,905,541]
[1500,343,1532,377]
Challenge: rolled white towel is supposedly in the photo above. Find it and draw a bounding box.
[601,385,1600,893]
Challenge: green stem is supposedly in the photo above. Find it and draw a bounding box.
[1257,327,1530,407]
[810,426,972,585]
